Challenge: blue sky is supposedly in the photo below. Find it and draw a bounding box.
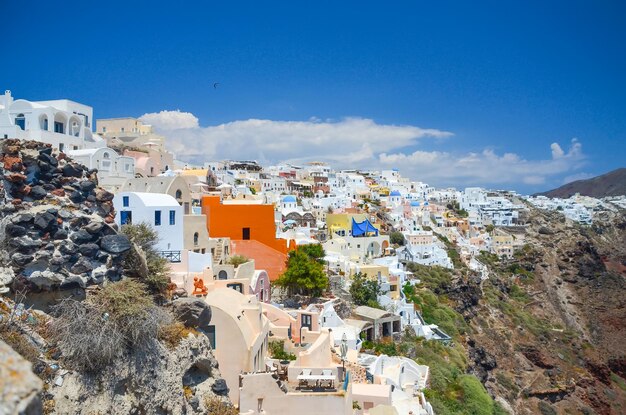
[1,1,624,193]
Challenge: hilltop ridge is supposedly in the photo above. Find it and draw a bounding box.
[538,168,626,198]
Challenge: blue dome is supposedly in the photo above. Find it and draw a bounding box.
[390,190,401,197]
[423,202,429,206]
[410,201,420,207]
[283,195,297,203]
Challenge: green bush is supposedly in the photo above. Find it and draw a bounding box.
[227,254,249,267]
[268,340,296,360]
[390,231,405,246]
[350,272,381,306]
[403,283,468,339]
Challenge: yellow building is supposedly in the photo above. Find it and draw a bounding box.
[326,213,381,238]
[492,231,514,258]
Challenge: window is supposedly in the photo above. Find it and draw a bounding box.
[122,196,129,207]
[175,189,182,199]
[15,114,25,130]
[102,126,106,132]
[121,127,125,133]
[103,152,110,159]
[169,210,176,225]
[218,270,227,280]
[227,283,243,293]
[193,232,199,246]
[154,210,161,226]
[242,227,250,240]
[54,121,64,134]
[207,325,216,349]
[59,143,65,153]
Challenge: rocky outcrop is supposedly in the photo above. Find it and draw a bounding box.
[0,139,131,293]
[50,334,229,415]
[0,339,43,415]
[172,298,213,331]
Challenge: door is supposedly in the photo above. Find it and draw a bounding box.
[120,211,132,225]
[301,314,312,330]
[242,227,250,240]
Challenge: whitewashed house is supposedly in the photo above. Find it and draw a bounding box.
[113,192,183,255]
[68,147,135,191]
[0,90,103,151]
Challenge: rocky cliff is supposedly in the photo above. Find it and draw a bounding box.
[50,333,228,415]
[0,139,130,297]
[453,208,626,414]
[0,139,230,414]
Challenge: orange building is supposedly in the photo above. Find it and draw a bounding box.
[201,195,288,253]
[230,240,287,282]
[201,195,295,281]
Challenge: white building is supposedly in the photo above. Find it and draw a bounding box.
[0,90,103,151]
[68,147,135,191]
[113,192,183,253]
[398,231,453,269]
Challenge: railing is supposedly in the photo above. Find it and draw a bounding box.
[158,250,181,263]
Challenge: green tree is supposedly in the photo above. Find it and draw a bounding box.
[275,248,328,296]
[349,272,381,306]
[298,243,325,263]
[389,231,405,246]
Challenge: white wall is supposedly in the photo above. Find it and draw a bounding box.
[113,192,184,252]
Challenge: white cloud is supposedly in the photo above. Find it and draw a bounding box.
[139,110,199,130]
[145,116,452,165]
[378,138,586,188]
[144,110,587,190]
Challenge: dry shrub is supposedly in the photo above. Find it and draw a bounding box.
[121,223,171,293]
[51,279,172,372]
[203,396,238,415]
[42,398,55,415]
[0,326,40,363]
[183,385,194,400]
[159,321,198,349]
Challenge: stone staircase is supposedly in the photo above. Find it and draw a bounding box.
[214,243,224,264]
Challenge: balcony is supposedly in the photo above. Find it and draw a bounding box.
[158,250,181,263]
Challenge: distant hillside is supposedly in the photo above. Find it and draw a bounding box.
[538,168,626,198]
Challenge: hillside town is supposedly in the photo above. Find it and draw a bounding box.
[1,90,625,415]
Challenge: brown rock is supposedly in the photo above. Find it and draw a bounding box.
[4,155,23,171]
[6,173,27,183]
[51,189,65,197]
[95,188,114,202]
[4,144,21,155]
